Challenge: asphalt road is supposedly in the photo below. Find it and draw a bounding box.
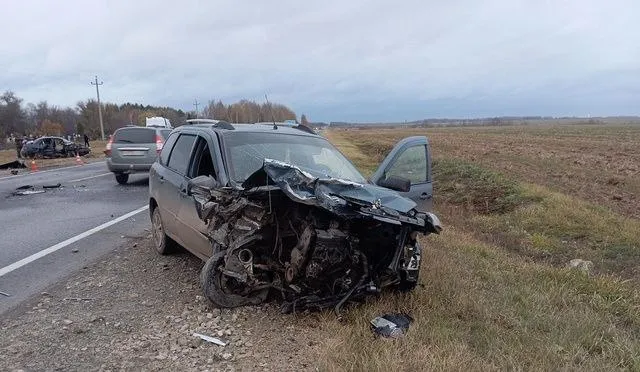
[0,162,151,315]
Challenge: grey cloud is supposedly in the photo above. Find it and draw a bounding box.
[1,0,638,121]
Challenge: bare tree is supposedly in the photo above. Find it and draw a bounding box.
[202,99,297,123]
[0,91,27,137]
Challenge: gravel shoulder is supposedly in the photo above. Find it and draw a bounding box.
[0,237,323,371]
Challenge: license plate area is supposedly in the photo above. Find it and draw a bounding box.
[120,150,147,156]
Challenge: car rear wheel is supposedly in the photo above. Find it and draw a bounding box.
[151,207,175,255]
[115,173,129,184]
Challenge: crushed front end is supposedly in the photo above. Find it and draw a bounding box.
[192,160,442,314]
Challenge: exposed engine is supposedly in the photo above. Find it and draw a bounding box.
[192,160,441,314]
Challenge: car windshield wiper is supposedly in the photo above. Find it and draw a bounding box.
[116,139,134,143]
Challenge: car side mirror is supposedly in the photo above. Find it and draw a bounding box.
[188,175,220,221]
[377,175,411,192]
[187,175,218,196]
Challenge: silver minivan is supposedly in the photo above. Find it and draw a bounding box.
[105,126,172,184]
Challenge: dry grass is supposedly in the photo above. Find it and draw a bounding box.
[317,125,640,371]
[318,228,640,371]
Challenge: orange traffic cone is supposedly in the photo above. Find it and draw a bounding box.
[30,159,38,172]
[75,152,84,165]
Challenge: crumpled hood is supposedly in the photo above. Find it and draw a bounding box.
[241,159,417,214]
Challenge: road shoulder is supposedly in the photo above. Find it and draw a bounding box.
[0,238,322,371]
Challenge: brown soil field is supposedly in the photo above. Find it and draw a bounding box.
[327,124,640,219]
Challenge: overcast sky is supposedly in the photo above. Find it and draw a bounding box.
[1,0,638,122]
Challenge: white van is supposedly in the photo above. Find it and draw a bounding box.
[145,116,172,128]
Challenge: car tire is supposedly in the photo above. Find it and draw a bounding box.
[200,250,268,308]
[151,207,176,255]
[396,242,422,292]
[397,274,418,292]
[115,173,129,184]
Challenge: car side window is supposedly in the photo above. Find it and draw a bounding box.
[190,137,217,179]
[167,134,197,176]
[385,145,427,184]
[160,132,179,165]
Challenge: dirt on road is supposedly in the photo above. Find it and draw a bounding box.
[0,238,323,371]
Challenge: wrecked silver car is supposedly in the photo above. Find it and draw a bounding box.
[149,122,441,314]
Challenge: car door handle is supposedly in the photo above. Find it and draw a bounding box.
[420,193,431,200]
[158,175,164,184]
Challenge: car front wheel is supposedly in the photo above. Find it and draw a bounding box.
[115,173,129,184]
[200,248,269,308]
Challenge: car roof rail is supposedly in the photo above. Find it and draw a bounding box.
[214,121,235,130]
[185,118,235,130]
[186,119,219,124]
[254,121,316,134]
[293,124,315,134]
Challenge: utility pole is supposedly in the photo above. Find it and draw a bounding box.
[193,99,200,118]
[90,76,105,140]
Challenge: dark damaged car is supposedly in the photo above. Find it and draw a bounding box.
[148,122,441,314]
[21,136,90,158]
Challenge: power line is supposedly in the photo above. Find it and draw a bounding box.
[193,99,200,119]
[90,76,105,140]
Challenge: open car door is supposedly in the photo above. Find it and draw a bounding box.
[370,136,433,212]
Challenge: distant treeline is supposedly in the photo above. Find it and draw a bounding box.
[326,116,640,128]
[201,99,299,124]
[0,91,302,141]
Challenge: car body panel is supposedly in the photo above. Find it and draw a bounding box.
[157,132,197,247]
[174,132,219,259]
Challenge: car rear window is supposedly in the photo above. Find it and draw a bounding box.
[113,128,155,143]
[160,129,172,139]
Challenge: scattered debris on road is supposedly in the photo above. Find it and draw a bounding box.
[0,160,26,170]
[193,332,227,346]
[12,187,45,196]
[10,183,63,196]
[370,313,413,338]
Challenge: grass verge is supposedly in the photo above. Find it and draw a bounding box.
[316,129,640,371]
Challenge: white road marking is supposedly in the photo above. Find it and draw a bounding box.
[68,172,112,183]
[0,205,149,277]
[0,161,105,182]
